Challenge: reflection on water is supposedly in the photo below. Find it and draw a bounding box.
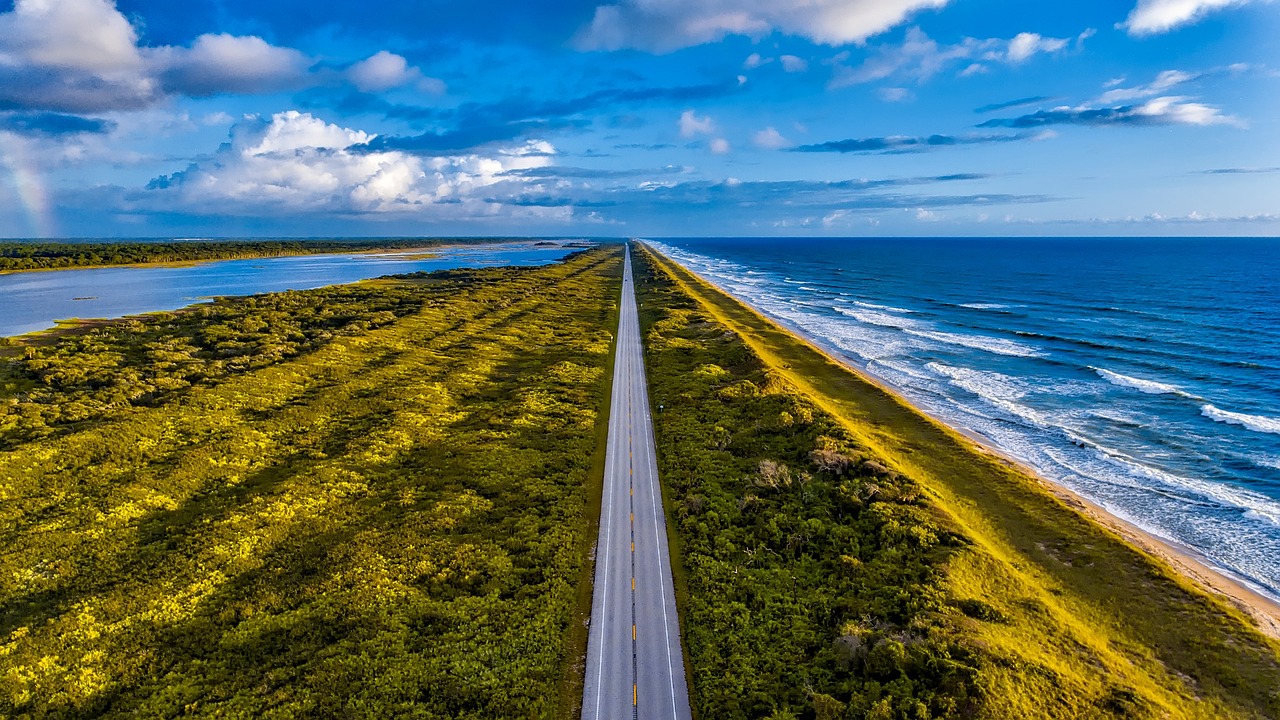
[0,242,583,337]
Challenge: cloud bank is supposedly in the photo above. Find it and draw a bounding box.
[144,111,564,219]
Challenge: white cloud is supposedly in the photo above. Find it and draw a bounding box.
[829,27,1087,89]
[145,111,562,218]
[151,33,311,96]
[576,0,949,52]
[752,126,790,149]
[679,110,715,138]
[1122,0,1254,36]
[779,54,809,72]
[878,87,913,102]
[1005,32,1069,63]
[709,137,731,154]
[743,52,770,69]
[1098,69,1197,103]
[0,0,156,111]
[1132,96,1241,125]
[0,0,430,113]
[0,0,144,73]
[347,51,446,94]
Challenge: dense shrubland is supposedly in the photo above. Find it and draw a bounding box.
[635,246,1280,720]
[634,251,979,719]
[0,248,621,718]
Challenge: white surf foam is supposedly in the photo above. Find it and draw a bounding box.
[1202,405,1280,436]
[1093,367,1190,397]
[852,300,915,313]
[835,307,923,330]
[959,302,1019,310]
[906,329,1042,357]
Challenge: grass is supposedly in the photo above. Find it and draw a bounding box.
[636,242,1280,719]
[0,247,623,718]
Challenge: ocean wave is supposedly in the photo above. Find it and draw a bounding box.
[1047,442,1280,527]
[835,307,922,330]
[924,363,1054,429]
[959,302,1021,310]
[1251,455,1280,472]
[1201,405,1280,435]
[852,300,914,313]
[1093,367,1191,397]
[906,329,1043,357]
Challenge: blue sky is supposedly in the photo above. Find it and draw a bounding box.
[0,0,1276,238]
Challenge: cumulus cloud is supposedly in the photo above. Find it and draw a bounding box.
[679,110,715,138]
[829,27,1090,88]
[752,127,791,149]
[709,138,731,154]
[576,0,949,52]
[347,51,446,94]
[780,55,809,72]
[0,0,314,111]
[151,33,312,96]
[1122,0,1255,36]
[0,0,157,111]
[144,111,563,218]
[1005,32,1070,63]
[0,0,433,113]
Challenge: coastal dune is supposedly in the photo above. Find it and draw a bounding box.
[639,242,1280,718]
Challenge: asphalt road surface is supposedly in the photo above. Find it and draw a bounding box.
[582,246,693,720]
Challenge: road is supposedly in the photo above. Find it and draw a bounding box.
[582,245,693,720]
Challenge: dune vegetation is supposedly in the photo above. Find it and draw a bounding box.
[0,247,622,718]
[634,244,1280,720]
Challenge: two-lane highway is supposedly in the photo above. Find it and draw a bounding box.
[582,245,692,720]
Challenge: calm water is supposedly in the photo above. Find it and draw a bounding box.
[0,242,583,337]
[650,237,1280,600]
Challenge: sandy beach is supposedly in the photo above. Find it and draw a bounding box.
[792,316,1280,639]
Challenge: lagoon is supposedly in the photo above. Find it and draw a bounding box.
[0,241,582,337]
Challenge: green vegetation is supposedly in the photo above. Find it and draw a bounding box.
[0,239,479,272]
[635,244,1280,720]
[0,248,622,717]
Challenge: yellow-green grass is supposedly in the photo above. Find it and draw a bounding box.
[0,248,622,718]
[639,243,1280,719]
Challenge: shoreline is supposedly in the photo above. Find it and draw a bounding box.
[649,244,1280,639]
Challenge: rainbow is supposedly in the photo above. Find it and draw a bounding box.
[1,134,57,238]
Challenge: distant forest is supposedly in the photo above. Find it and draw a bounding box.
[0,239,546,272]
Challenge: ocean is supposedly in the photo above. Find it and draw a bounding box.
[648,237,1280,601]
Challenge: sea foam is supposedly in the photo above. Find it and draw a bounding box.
[1202,405,1280,435]
[1093,368,1190,397]
[906,329,1042,357]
